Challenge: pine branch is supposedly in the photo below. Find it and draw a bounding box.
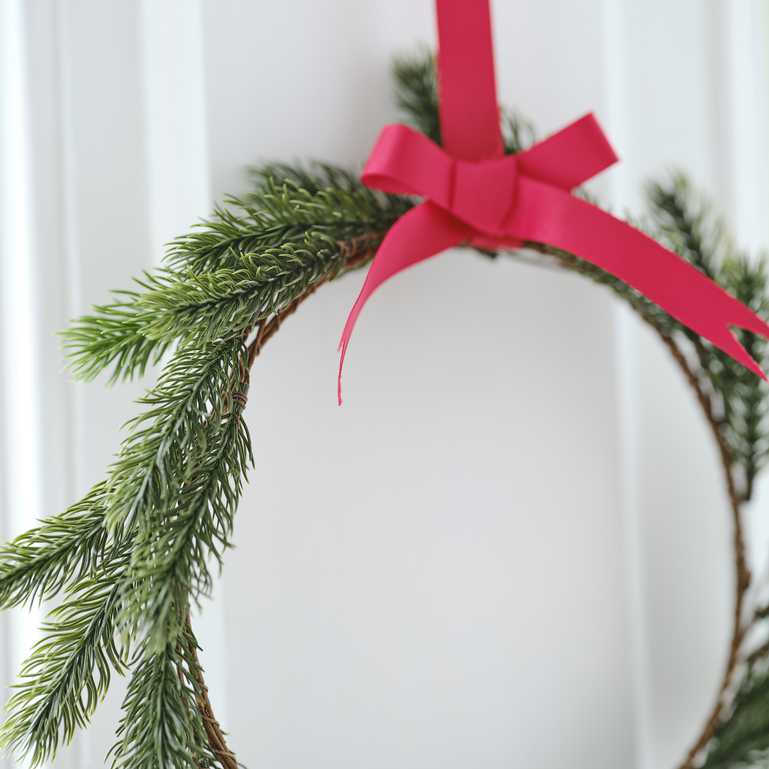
[0,553,129,766]
[501,108,536,154]
[24,166,400,766]
[121,343,253,652]
[105,338,246,537]
[61,295,172,383]
[705,256,769,500]
[648,173,730,280]
[0,483,109,609]
[247,162,377,198]
[393,49,442,145]
[172,170,408,277]
[700,658,769,769]
[133,244,347,348]
[647,177,769,503]
[63,171,409,384]
[0,339,254,763]
[109,631,216,769]
[109,273,337,767]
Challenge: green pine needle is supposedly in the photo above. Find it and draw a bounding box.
[647,175,769,502]
[701,657,769,769]
[0,483,110,609]
[120,343,254,652]
[109,631,216,769]
[62,172,409,385]
[0,554,128,766]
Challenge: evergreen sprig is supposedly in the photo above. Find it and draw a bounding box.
[393,50,442,145]
[1,45,768,769]
[0,483,109,609]
[702,657,769,769]
[1,137,408,765]
[109,631,217,769]
[134,244,344,347]
[170,166,410,278]
[647,175,769,501]
[713,257,769,498]
[392,50,535,154]
[62,298,172,383]
[63,171,409,385]
[120,341,253,652]
[0,552,128,765]
[105,338,248,534]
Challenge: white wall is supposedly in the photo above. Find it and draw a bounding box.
[3,1,769,768]
[610,3,769,768]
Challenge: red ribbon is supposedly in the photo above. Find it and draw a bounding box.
[338,0,769,403]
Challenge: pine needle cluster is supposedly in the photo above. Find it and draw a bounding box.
[703,654,769,769]
[0,47,767,769]
[1,163,407,766]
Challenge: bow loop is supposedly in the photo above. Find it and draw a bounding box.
[517,113,618,191]
[362,125,453,205]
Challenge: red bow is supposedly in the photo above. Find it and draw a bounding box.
[338,0,769,403]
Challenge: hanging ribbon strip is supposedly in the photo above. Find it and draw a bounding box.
[338,0,769,403]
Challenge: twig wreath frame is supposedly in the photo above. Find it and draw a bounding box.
[1,51,769,769]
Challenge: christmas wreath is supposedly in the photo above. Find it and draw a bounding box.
[2,3,769,768]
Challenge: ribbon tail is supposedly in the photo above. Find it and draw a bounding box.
[510,179,769,379]
[516,113,618,191]
[338,202,472,404]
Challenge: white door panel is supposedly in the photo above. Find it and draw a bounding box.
[5,1,768,767]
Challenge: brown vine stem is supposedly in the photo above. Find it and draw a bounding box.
[183,241,377,768]
[182,236,750,768]
[182,616,238,769]
[656,333,749,769]
[525,244,750,769]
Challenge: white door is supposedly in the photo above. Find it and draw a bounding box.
[3,2,769,768]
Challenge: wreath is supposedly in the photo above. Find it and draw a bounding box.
[2,7,769,769]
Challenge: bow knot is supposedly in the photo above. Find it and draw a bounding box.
[363,124,521,234]
[362,116,616,244]
[451,155,518,235]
